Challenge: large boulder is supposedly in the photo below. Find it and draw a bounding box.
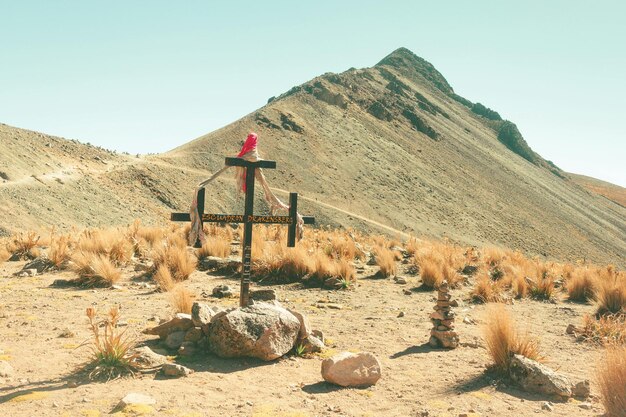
[208,303,300,361]
[509,355,572,397]
[321,351,381,387]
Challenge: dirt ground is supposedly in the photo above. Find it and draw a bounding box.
[0,256,609,417]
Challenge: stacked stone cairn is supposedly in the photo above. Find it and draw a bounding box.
[428,280,459,349]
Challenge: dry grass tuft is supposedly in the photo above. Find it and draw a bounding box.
[482,246,506,267]
[374,246,397,278]
[49,235,72,269]
[72,253,122,287]
[169,286,195,314]
[528,276,556,301]
[471,273,505,303]
[596,275,626,317]
[483,304,544,374]
[153,244,197,282]
[335,258,356,285]
[153,265,175,292]
[567,268,597,302]
[419,257,443,289]
[84,307,138,380]
[197,238,231,260]
[512,275,529,299]
[580,314,626,346]
[597,346,626,417]
[8,231,41,260]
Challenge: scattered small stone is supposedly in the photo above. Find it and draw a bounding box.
[0,360,14,377]
[577,403,592,410]
[461,265,478,275]
[184,327,204,343]
[118,393,156,408]
[162,363,193,377]
[572,380,591,398]
[321,351,381,387]
[463,316,476,325]
[394,276,407,284]
[565,324,577,335]
[58,329,75,338]
[143,314,194,339]
[133,346,168,368]
[164,331,186,350]
[17,268,38,277]
[311,329,325,343]
[326,303,342,310]
[403,289,412,295]
[134,262,152,272]
[541,402,553,412]
[177,341,198,356]
[397,311,405,318]
[250,289,277,301]
[299,335,325,354]
[212,284,234,298]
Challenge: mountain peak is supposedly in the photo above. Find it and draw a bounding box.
[376,47,453,94]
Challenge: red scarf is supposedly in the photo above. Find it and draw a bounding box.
[238,133,258,192]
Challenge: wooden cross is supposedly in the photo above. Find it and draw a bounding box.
[171,157,315,307]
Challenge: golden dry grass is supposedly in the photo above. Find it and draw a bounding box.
[169,286,195,314]
[597,346,626,417]
[419,256,443,289]
[580,314,626,346]
[197,238,231,260]
[567,268,597,302]
[7,231,41,260]
[49,235,72,269]
[483,304,544,374]
[71,253,122,287]
[153,265,175,292]
[335,258,356,284]
[471,273,506,303]
[374,246,397,278]
[597,277,626,316]
[482,246,507,267]
[153,244,197,282]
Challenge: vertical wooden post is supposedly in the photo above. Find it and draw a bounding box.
[287,193,298,247]
[240,167,256,307]
[194,188,206,248]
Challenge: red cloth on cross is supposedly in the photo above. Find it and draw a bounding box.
[237,133,258,192]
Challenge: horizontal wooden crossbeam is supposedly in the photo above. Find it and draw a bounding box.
[225,157,276,169]
[170,212,315,225]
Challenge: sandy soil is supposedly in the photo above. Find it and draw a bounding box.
[0,258,606,417]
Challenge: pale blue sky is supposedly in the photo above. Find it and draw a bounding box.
[1,1,625,186]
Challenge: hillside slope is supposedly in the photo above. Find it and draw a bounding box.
[163,48,626,266]
[0,48,624,267]
[569,173,626,208]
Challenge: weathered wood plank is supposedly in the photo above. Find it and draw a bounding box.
[224,157,276,169]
